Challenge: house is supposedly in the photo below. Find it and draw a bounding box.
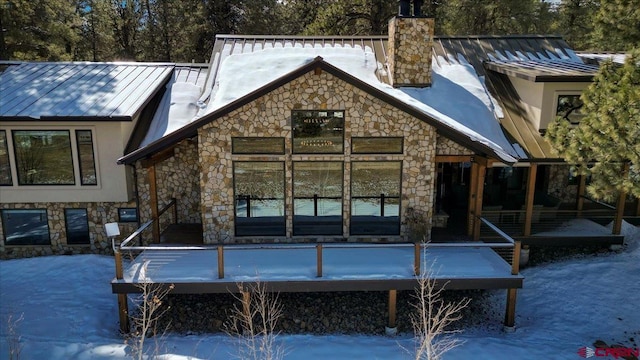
[1,3,637,332]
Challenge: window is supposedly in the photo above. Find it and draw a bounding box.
[293,162,343,235]
[13,130,74,185]
[556,94,584,124]
[118,208,138,223]
[234,162,285,236]
[0,131,11,185]
[76,130,97,185]
[1,209,50,245]
[351,162,402,235]
[232,137,285,154]
[352,137,403,154]
[65,208,90,245]
[292,110,344,153]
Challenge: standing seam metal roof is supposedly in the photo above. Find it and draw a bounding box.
[0,62,174,121]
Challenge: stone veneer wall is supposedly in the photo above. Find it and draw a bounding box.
[547,164,577,203]
[199,70,437,244]
[135,140,202,226]
[435,135,474,155]
[387,17,434,87]
[0,201,138,259]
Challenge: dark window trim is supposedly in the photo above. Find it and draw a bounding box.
[233,161,286,237]
[1,208,51,246]
[75,130,98,186]
[349,160,403,236]
[351,137,404,154]
[231,137,286,154]
[292,109,345,154]
[118,208,139,223]
[12,129,76,186]
[0,130,12,186]
[64,208,91,245]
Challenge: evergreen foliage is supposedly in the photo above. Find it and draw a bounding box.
[546,50,640,201]
[592,0,640,51]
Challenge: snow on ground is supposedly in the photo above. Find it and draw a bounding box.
[1,222,638,359]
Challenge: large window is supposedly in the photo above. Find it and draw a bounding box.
[12,130,74,185]
[1,209,50,245]
[556,94,584,124]
[234,162,285,236]
[0,131,11,185]
[292,110,344,153]
[351,162,402,235]
[293,162,343,235]
[76,130,97,185]
[65,208,90,245]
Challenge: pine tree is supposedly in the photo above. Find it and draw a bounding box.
[546,50,640,201]
[555,0,598,50]
[592,0,640,51]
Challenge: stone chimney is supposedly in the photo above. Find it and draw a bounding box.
[387,0,435,87]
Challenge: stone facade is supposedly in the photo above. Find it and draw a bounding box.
[0,201,138,259]
[199,70,437,244]
[135,140,202,225]
[435,135,474,155]
[387,17,434,87]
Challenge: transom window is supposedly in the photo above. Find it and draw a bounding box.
[292,110,344,153]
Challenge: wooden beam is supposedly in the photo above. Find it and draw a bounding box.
[388,290,397,328]
[435,155,472,163]
[512,241,521,275]
[316,244,323,277]
[217,246,224,279]
[148,164,160,243]
[114,251,129,333]
[523,164,537,236]
[141,147,175,168]
[613,163,629,235]
[467,162,479,236]
[314,67,322,75]
[473,161,487,241]
[576,174,587,217]
[241,290,251,319]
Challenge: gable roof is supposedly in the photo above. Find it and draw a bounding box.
[0,62,173,121]
[121,34,530,165]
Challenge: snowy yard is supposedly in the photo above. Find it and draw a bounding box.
[0,221,638,359]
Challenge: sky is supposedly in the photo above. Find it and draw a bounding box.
[0,220,638,359]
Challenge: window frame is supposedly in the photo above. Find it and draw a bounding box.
[292,110,345,154]
[64,208,91,245]
[118,208,139,223]
[75,130,98,185]
[1,208,51,246]
[12,129,75,186]
[232,137,285,155]
[555,92,585,125]
[351,137,404,154]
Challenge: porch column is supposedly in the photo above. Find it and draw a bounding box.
[612,163,629,235]
[467,162,479,236]
[576,173,587,217]
[472,159,487,241]
[523,164,537,236]
[388,290,397,329]
[115,250,130,333]
[148,164,160,243]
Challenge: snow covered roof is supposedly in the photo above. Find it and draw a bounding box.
[0,62,173,121]
[123,36,533,164]
[578,52,628,65]
[485,59,599,82]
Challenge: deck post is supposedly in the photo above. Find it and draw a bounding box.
[114,250,130,333]
[473,160,487,241]
[388,289,397,329]
[414,242,421,276]
[613,163,629,235]
[576,174,587,217]
[241,290,251,320]
[148,164,160,243]
[523,164,537,236]
[217,246,224,279]
[316,244,323,277]
[504,241,521,330]
[467,162,479,236]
